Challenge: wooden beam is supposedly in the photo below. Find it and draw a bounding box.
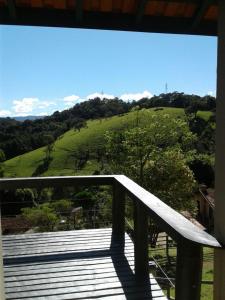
[133,200,149,282]
[0,7,217,36]
[75,0,83,23]
[214,0,225,299]
[0,193,5,300]
[112,181,125,246]
[175,242,203,300]
[6,0,16,20]
[191,0,212,30]
[135,0,148,24]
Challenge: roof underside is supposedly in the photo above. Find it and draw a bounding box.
[0,0,218,36]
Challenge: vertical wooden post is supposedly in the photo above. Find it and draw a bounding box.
[215,1,225,299]
[175,242,203,300]
[0,192,5,300]
[134,200,149,282]
[112,181,125,246]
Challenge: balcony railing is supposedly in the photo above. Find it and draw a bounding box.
[0,175,221,300]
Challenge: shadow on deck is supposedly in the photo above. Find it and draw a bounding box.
[3,228,166,300]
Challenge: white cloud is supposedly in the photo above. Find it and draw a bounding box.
[12,97,56,116]
[0,110,12,117]
[7,90,154,117]
[13,98,39,114]
[86,92,115,100]
[120,90,153,102]
[38,101,56,109]
[37,112,48,116]
[207,90,216,97]
[63,95,80,106]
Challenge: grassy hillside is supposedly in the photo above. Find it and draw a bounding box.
[3,108,187,177]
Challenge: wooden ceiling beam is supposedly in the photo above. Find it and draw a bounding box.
[6,0,16,20]
[0,6,217,36]
[191,0,213,30]
[136,0,148,24]
[76,0,83,23]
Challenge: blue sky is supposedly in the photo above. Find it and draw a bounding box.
[0,25,217,117]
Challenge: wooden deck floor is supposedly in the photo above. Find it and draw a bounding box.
[2,228,167,300]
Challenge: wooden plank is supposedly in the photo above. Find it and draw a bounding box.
[4,257,135,276]
[0,175,114,190]
[191,0,213,30]
[3,231,133,253]
[3,233,131,248]
[2,227,113,241]
[4,255,134,273]
[75,0,83,22]
[136,0,148,24]
[100,0,112,12]
[3,245,134,261]
[5,281,165,300]
[6,275,157,293]
[6,0,16,20]
[4,269,137,287]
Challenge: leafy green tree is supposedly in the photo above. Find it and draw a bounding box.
[105,113,197,211]
[45,142,54,162]
[50,199,72,215]
[0,149,6,162]
[0,149,6,177]
[22,203,58,232]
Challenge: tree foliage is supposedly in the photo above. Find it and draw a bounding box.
[21,199,72,232]
[105,113,197,211]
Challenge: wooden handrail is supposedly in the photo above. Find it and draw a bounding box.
[0,175,222,300]
[0,175,115,189]
[115,175,220,248]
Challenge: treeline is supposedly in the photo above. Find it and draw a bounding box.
[0,98,130,160]
[0,92,216,160]
[138,92,216,111]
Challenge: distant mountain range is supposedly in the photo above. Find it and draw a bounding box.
[13,115,46,121]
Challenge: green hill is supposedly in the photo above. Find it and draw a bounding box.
[3,108,187,177]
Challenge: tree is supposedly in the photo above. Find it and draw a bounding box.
[105,113,197,212]
[0,149,5,177]
[45,142,54,162]
[0,149,6,162]
[22,203,58,232]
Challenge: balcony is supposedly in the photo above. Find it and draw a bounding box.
[0,175,221,300]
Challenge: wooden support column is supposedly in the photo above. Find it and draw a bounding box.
[112,181,125,246]
[214,1,225,299]
[0,218,5,300]
[134,201,149,282]
[175,242,203,300]
[0,192,5,299]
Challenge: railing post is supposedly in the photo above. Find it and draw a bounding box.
[134,200,149,282]
[112,181,125,246]
[175,241,203,300]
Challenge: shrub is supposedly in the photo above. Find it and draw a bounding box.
[22,203,58,232]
